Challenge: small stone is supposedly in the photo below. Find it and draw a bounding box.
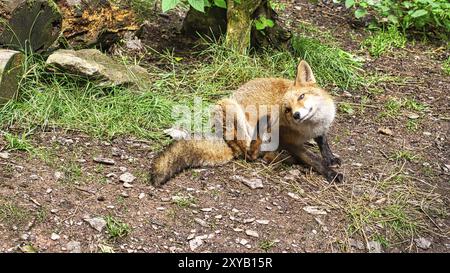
[119,172,136,183]
[423,131,432,136]
[201,208,213,212]
[123,182,133,188]
[414,237,432,250]
[407,113,420,119]
[20,234,30,240]
[29,174,40,180]
[120,192,129,198]
[66,241,81,253]
[138,193,145,199]
[349,239,365,250]
[106,173,116,178]
[194,218,209,227]
[243,218,255,224]
[93,157,115,165]
[214,215,223,219]
[161,197,171,202]
[302,206,327,215]
[54,171,64,181]
[288,192,301,200]
[245,230,259,238]
[187,234,195,240]
[189,236,204,251]
[50,209,58,214]
[367,241,383,253]
[0,152,10,159]
[84,217,106,232]
[233,228,244,232]
[256,220,269,225]
[232,175,263,189]
[378,127,393,136]
[51,233,60,240]
[156,207,165,211]
[239,239,249,245]
[119,166,127,172]
[106,205,114,209]
[46,188,53,194]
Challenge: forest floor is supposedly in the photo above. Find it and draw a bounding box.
[0,0,449,253]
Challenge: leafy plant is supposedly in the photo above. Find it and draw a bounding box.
[161,0,229,12]
[339,0,450,35]
[254,15,275,30]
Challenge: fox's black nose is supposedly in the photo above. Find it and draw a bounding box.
[293,112,301,120]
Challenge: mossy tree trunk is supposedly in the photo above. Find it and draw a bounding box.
[181,0,291,53]
[224,0,262,53]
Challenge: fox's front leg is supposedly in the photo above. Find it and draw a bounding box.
[314,135,342,167]
[288,145,344,183]
[247,114,272,161]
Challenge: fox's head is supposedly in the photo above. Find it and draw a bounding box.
[281,60,335,127]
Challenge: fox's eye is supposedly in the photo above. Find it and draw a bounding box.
[285,107,291,113]
[298,94,305,100]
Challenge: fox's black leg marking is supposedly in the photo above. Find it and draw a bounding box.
[314,135,342,167]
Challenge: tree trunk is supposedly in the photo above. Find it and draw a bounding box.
[0,0,62,52]
[0,49,23,105]
[181,0,291,53]
[225,0,261,53]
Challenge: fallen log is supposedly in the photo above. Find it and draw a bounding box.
[0,49,23,104]
[0,0,62,52]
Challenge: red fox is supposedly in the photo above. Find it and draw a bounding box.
[150,60,343,186]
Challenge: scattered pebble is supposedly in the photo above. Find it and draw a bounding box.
[245,230,259,238]
[288,192,301,200]
[51,233,60,241]
[414,237,432,250]
[119,172,136,183]
[303,206,327,215]
[201,208,213,212]
[66,241,82,253]
[367,241,383,253]
[378,127,393,136]
[138,193,145,199]
[256,220,269,225]
[54,171,64,181]
[46,188,53,194]
[0,152,10,159]
[239,239,249,246]
[93,157,115,165]
[123,182,133,188]
[84,217,107,232]
[232,175,264,189]
[120,192,129,198]
[194,218,209,228]
[243,218,255,224]
[119,166,127,172]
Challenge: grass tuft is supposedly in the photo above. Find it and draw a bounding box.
[291,35,364,90]
[362,26,407,58]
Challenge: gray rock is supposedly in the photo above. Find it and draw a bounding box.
[0,151,10,159]
[414,237,432,250]
[66,241,82,253]
[51,233,60,241]
[245,230,259,238]
[93,157,115,165]
[367,241,383,253]
[84,217,107,232]
[46,49,150,88]
[0,50,24,105]
[119,172,136,183]
[232,175,263,189]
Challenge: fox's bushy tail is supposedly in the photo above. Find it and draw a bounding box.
[150,139,234,186]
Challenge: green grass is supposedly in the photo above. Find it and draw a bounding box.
[105,216,131,239]
[0,201,30,226]
[379,97,427,119]
[339,102,355,115]
[443,57,450,75]
[259,240,276,252]
[3,132,35,152]
[362,26,407,58]
[391,150,418,162]
[172,195,197,208]
[291,35,364,90]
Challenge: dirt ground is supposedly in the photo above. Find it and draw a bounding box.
[0,0,449,253]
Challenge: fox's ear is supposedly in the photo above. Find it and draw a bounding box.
[295,60,316,86]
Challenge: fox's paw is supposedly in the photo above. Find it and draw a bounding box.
[325,171,344,183]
